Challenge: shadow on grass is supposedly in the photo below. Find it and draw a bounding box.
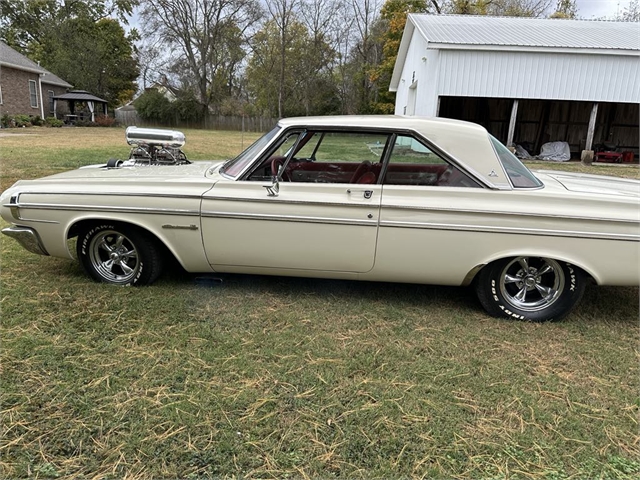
[49,256,638,326]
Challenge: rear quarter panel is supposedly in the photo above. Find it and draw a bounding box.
[368,181,640,286]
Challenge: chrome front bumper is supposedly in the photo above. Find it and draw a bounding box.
[2,226,49,256]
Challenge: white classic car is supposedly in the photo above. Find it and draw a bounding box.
[2,116,639,321]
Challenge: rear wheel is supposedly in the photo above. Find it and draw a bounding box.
[475,256,586,322]
[77,223,163,286]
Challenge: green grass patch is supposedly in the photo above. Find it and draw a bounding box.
[1,127,639,478]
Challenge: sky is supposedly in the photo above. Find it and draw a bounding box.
[576,0,632,18]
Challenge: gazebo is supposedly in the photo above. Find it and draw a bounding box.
[52,90,108,123]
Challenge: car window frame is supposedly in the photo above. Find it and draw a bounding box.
[241,127,395,183]
[236,125,493,189]
[380,133,484,189]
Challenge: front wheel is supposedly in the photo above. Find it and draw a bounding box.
[77,223,163,286]
[475,256,586,322]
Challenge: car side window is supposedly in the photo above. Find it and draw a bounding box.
[383,135,481,188]
[248,130,390,184]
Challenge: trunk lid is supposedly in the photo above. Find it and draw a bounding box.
[536,170,640,198]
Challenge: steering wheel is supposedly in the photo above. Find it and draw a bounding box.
[437,166,453,186]
[270,157,290,181]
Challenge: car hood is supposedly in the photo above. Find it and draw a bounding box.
[536,170,640,198]
[40,160,224,180]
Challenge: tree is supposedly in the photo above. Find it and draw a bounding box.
[0,0,137,59]
[488,0,552,16]
[262,0,301,118]
[618,0,640,22]
[349,0,384,113]
[139,0,262,117]
[370,0,431,113]
[246,19,337,117]
[135,89,173,123]
[42,18,139,107]
[549,0,577,18]
[0,1,139,108]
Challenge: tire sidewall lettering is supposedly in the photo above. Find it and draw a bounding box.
[480,258,583,322]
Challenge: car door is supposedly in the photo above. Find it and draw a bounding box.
[201,130,390,273]
[375,134,486,284]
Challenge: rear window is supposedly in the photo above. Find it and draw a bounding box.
[490,136,542,188]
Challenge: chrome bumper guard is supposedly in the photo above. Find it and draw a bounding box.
[2,226,49,256]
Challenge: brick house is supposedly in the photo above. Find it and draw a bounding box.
[0,41,72,119]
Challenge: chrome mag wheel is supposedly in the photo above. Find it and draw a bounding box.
[88,230,140,284]
[499,257,564,312]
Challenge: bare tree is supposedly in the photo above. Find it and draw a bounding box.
[618,0,640,21]
[263,0,300,117]
[350,0,383,112]
[140,0,262,115]
[489,0,553,17]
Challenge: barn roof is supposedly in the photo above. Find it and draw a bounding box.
[391,15,640,93]
[409,15,640,51]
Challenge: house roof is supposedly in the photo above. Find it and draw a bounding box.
[40,71,73,88]
[0,41,73,87]
[53,90,107,103]
[409,15,640,51]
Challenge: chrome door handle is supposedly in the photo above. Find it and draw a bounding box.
[347,189,373,199]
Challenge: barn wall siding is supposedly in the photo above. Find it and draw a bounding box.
[437,50,640,103]
[394,33,431,116]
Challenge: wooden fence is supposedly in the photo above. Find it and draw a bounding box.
[115,110,278,132]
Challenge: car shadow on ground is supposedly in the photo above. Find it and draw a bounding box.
[52,257,638,325]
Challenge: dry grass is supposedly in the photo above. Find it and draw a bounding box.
[1,127,639,479]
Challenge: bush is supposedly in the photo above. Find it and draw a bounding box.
[30,115,45,126]
[1,114,11,128]
[135,90,173,124]
[74,119,98,127]
[45,117,64,127]
[12,114,32,127]
[94,114,116,127]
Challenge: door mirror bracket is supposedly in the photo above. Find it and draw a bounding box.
[264,176,280,197]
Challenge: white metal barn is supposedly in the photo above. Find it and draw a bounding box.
[390,15,640,159]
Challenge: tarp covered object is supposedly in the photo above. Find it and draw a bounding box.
[538,141,570,162]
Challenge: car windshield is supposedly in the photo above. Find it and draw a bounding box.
[221,126,281,178]
[490,135,543,188]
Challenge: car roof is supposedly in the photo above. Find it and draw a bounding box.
[277,115,511,189]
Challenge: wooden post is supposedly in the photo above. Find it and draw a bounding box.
[585,102,599,151]
[506,99,519,147]
[581,102,599,165]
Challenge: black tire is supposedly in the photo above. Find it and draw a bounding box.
[106,158,123,168]
[76,222,163,286]
[475,256,586,322]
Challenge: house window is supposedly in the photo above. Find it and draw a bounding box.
[48,90,55,113]
[29,80,38,108]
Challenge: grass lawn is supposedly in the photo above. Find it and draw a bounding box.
[1,127,639,479]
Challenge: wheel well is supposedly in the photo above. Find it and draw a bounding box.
[465,256,595,286]
[67,219,177,264]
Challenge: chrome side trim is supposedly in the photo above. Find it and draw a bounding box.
[162,224,199,230]
[382,204,640,225]
[9,202,200,216]
[2,226,49,255]
[201,211,378,226]
[380,220,640,242]
[204,196,377,208]
[6,192,204,200]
